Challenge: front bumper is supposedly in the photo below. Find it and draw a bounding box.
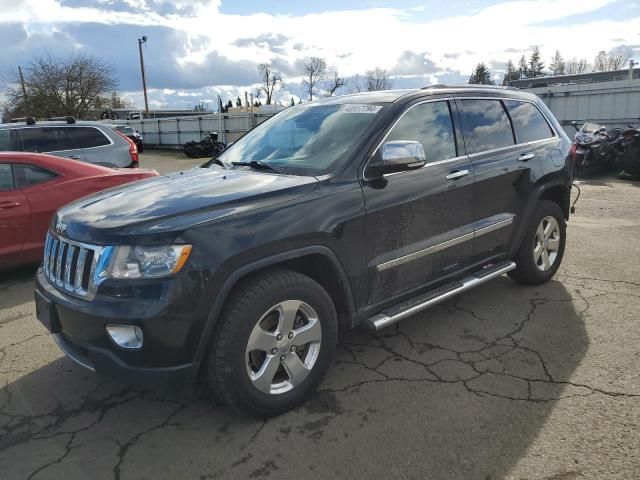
[35,268,203,392]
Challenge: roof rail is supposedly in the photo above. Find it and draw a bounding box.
[421,84,520,91]
[47,116,76,124]
[10,116,37,125]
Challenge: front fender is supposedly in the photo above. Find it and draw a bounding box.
[192,245,356,364]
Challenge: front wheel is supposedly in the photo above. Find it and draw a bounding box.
[509,200,566,285]
[206,269,338,417]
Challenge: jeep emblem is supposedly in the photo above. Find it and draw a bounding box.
[55,217,67,234]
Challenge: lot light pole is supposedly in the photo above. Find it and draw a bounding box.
[138,36,149,119]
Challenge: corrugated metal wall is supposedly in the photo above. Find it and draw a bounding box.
[527,79,640,136]
[107,112,275,148]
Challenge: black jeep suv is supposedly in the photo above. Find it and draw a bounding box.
[35,86,572,416]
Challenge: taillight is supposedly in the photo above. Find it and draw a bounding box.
[113,129,139,167]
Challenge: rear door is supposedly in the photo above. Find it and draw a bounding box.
[66,127,118,166]
[13,163,60,258]
[456,97,542,262]
[362,99,474,306]
[0,164,31,261]
[18,127,87,162]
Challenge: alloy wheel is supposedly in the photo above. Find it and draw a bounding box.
[245,300,322,395]
[534,215,561,272]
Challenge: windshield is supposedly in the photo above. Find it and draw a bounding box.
[115,126,134,134]
[216,103,384,175]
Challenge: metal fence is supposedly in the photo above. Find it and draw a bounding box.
[526,79,640,136]
[106,112,276,148]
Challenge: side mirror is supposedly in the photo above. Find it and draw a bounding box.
[368,140,426,178]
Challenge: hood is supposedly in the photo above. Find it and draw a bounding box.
[56,167,318,243]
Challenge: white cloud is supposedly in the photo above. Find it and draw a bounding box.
[1,0,639,108]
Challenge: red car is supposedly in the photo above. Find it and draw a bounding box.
[0,152,158,270]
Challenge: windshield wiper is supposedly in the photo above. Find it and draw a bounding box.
[232,160,286,174]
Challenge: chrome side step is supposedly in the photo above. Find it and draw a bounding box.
[364,261,516,332]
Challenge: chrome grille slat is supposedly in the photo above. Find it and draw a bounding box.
[43,231,103,301]
[63,245,76,291]
[75,248,88,292]
[55,242,65,287]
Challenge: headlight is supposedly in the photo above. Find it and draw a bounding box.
[94,245,192,283]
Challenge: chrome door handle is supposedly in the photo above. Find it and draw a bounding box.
[446,169,469,180]
[518,153,535,162]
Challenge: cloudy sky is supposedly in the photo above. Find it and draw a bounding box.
[1,0,639,110]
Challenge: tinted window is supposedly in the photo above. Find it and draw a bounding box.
[20,127,71,152]
[14,164,57,188]
[385,101,457,163]
[0,164,13,191]
[67,127,111,148]
[459,100,515,154]
[0,130,10,151]
[504,100,554,143]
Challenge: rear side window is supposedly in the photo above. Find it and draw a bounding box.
[14,164,58,189]
[0,130,11,151]
[67,127,111,148]
[20,127,70,152]
[503,100,554,143]
[384,101,457,163]
[459,99,515,154]
[0,164,13,191]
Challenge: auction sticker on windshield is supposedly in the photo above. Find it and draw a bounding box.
[341,104,383,114]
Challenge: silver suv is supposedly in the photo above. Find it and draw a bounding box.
[0,117,138,168]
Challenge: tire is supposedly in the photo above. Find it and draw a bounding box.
[184,145,197,158]
[509,200,566,285]
[206,269,338,417]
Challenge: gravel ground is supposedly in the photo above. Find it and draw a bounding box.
[0,154,639,480]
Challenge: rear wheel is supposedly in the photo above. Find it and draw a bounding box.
[206,269,337,417]
[509,200,566,285]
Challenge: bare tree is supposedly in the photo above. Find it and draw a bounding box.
[345,74,365,94]
[593,50,629,72]
[257,63,283,105]
[365,68,392,91]
[3,52,118,119]
[303,57,327,101]
[565,57,591,75]
[322,71,344,97]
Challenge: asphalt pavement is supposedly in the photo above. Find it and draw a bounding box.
[1,152,638,479]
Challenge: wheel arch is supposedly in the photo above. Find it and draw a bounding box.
[509,178,570,257]
[193,246,356,364]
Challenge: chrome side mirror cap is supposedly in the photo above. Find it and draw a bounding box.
[368,140,427,178]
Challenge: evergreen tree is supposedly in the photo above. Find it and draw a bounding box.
[549,50,565,76]
[290,97,295,107]
[226,100,233,110]
[468,63,494,85]
[528,46,545,78]
[502,60,518,85]
[518,55,529,79]
[236,96,242,107]
[298,98,302,105]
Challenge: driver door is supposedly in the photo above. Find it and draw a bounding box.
[362,99,475,306]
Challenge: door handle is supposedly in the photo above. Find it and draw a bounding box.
[0,202,21,209]
[67,156,81,160]
[518,153,535,162]
[446,169,470,180]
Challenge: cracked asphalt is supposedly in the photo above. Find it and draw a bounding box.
[1,154,639,479]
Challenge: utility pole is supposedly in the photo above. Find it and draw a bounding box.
[138,36,149,119]
[630,60,637,81]
[18,66,28,102]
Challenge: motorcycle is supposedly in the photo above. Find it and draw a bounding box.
[571,121,623,176]
[618,124,640,179]
[183,131,226,158]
